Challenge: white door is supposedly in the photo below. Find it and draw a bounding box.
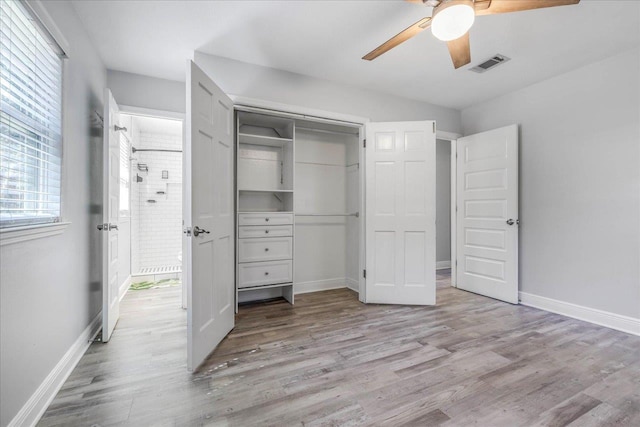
[365,121,436,305]
[186,61,235,371]
[456,125,519,303]
[101,89,121,342]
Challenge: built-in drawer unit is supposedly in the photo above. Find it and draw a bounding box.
[238,225,293,239]
[238,237,293,263]
[238,212,293,226]
[238,260,293,289]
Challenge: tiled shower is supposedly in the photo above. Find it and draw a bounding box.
[126,115,183,279]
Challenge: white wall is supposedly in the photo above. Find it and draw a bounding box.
[194,52,462,134]
[107,69,185,113]
[436,140,451,265]
[461,48,640,320]
[0,1,106,425]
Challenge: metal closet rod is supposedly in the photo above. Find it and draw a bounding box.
[296,212,359,217]
[132,147,182,153]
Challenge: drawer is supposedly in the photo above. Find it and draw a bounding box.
[238,225,293,239]
[239,237,292,263]
[238,212,293,226]
[238,260,293,289]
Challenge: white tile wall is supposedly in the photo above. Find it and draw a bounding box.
[131,130,182,273]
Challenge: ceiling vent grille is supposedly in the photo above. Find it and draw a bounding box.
[470,54,510,73]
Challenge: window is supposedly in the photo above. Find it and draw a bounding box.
[119,132,130,215]
[0,0,65,228]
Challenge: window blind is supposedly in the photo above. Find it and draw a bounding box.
[0,0,65,228]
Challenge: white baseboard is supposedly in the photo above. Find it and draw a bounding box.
[118,275,132,302]
[345,278,359,293]
[436,261,451,270]
[295,278,348,295]
[519,292,640,336]
[9,311,102,427]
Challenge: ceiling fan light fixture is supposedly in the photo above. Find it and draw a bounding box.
[431,0,475,42]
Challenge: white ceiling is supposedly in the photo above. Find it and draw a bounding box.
[127,114,182,136]
[71,0,640,110]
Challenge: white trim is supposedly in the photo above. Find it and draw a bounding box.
[8,311,102,427]
[294,278,349,295]
[118,275,132,302]
[119,104,185,121]
[229,95,370,126]
[436,260,451,270]
[0,222,71,246]
[436,130,462,140]
[23,0,70,55]
[346,278,359,293]
[519,292,640,336]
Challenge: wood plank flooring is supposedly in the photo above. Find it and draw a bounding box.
[39,271,640,426]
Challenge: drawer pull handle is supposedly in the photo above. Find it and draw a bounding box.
[265,248,269,252]
[265,272,269,275]
[265,230,269,234]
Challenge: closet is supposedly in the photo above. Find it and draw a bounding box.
[235,109,362,306]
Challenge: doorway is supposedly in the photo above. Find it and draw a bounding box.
[118,113,185,304]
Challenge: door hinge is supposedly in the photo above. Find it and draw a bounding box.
[363,269,367,279]
[433,122,436,133]
[363,139,366,148]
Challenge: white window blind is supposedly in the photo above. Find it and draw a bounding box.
[0,0,65,228]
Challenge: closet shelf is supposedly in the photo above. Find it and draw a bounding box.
[238,282,293,292]
[238,133,293,147]
[238,189,294,193]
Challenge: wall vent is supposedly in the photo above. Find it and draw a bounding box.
[470,54,510,73]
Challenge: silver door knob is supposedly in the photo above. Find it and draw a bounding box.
[108,224,118,231]
[506,219,515,226]
[193,226,210,237]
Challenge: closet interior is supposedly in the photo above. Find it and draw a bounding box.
[235,110,362,305]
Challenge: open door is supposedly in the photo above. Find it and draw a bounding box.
[456,125,519,303]
[365,121,436,305]
[185,61,235,371]
[101,89,121,342]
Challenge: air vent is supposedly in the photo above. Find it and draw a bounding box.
[470,54,511,73]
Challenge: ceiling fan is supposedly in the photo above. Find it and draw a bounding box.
[363,0,580,69]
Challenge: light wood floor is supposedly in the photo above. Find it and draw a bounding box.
[40,271,640,426]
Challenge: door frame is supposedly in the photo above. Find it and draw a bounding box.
[435,130,461,287]
[231,97,370,301]
[118,105,186,307]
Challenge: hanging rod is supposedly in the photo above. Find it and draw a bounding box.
[132,147,182,153]
[296,126,359,136]
[296,212,359,218]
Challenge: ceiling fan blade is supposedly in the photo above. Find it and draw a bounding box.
[475,0,580,16]
[447,32,471,69]
[362,17,431,60]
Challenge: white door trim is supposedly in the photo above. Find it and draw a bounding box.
[435,130,461,287]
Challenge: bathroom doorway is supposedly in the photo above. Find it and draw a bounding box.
[118,112,185,305]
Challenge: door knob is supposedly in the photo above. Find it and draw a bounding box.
[193,226,210,237]
[108,224,118,231]
[506,219,515,226]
